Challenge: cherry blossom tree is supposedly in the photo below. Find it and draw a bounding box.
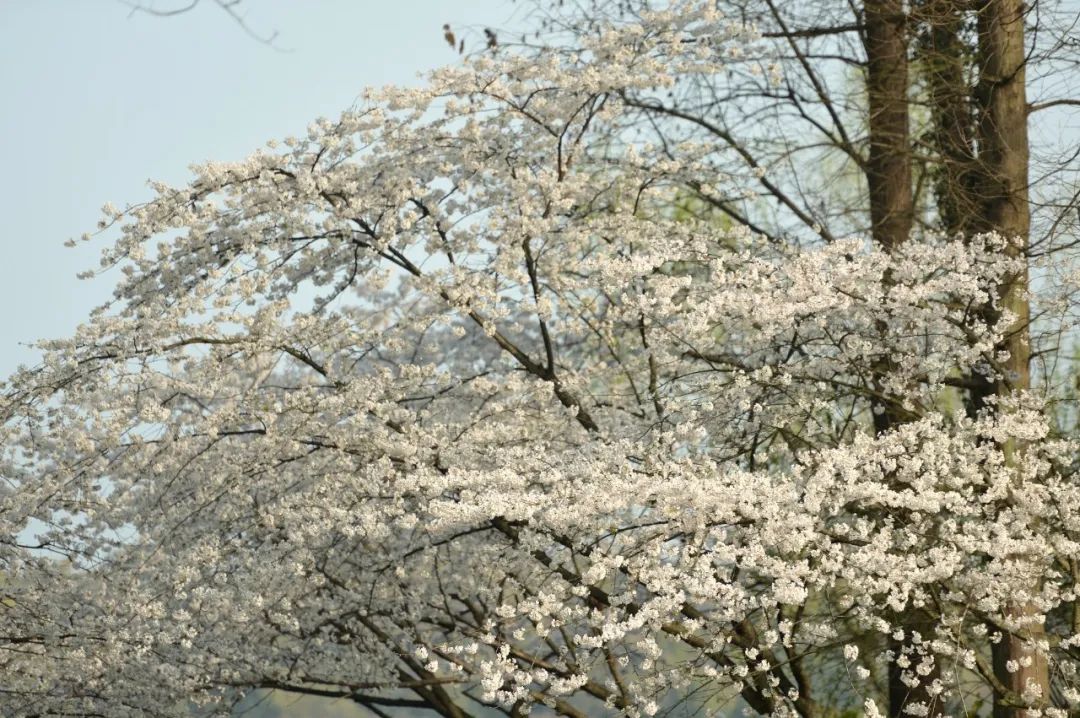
[3,2,1080,717]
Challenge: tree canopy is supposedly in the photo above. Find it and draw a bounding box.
[3,2,1080,717]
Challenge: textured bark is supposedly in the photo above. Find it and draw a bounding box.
[971,1,1048,715]
[863,4,945,716]
[973,0,1031,244]
[864,0,914,252]
[916,0,979,235]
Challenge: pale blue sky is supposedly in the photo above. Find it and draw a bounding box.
[0,1,514,375]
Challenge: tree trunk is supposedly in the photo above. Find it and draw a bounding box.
[864,0,913,251]
[863,4,947,716]
[917,0,979,236]
[972,0,1048,715]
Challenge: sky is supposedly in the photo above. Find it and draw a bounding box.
[0,0,517,377]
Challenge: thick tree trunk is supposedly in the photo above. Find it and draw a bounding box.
[864,0,913,251]
[971,1,1048,715]
[917,0,979,236]
[863,4,946,716]
[973,0,1030,243]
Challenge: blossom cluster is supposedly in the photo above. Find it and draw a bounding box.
[2,2,1079,717]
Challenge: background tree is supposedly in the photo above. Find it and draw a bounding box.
[528,0,1079,713]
